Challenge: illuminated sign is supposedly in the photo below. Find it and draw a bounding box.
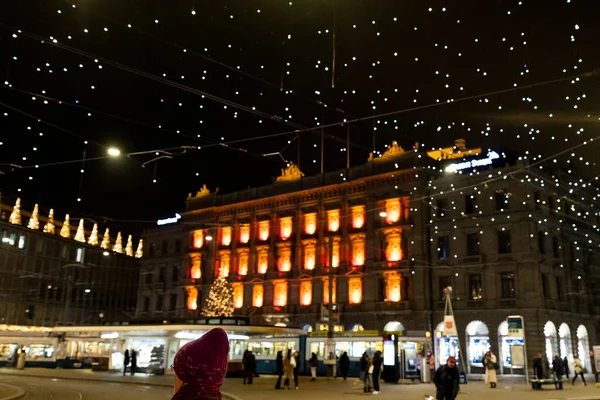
[445,151,500,173]
[157,213,181,226]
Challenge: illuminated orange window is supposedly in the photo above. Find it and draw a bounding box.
[192,230,204,249]
[300,280,312,306]
[385,199,401,224]
[303,240,317,270]
[257,246,269,274]
[385,273,402,302]
[304,213,317,235]
[280,216,293,240]
[327,209,340,232]
[190,254,201,279]
[276,243,292,272]
[237,250,249,276]
[220,226,232,246]
[219,250,231,277]
[252,284,264,307]
[385,229,402,262]
[239,224,250,244]
[322,277,337,304]
[351,206,365,229]
[326,238,340,267]
[348,277,362,304]
[258,220,270,241]
[273,280,288,306]
[186,286,198,310]
[350,234,366,266]
[232,283,244,309]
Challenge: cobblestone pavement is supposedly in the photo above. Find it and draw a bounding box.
[0,368,599,400]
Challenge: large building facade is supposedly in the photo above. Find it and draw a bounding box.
[138,141,600,374]
[0,200,140,326]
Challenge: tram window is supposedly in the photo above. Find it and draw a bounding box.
[0,344,16,358]
[247,341,295,357]
[336,342,351,356]
[26,344,54,359]
[309,342,325,357]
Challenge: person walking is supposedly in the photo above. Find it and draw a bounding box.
[292,351,300,390]
[372,351,383,395]
[170,327,229,400]
[360,352,368,383]
[484,350,498,388]
[339,352,350,380]
[243,351,255,384]
[433,356,460,400]
[309,352,319,381]
[552,354,564,390]
[283,349,295,389]
[532,353,543,389]
[364,355,373,393]
[572,356,587,386]
[274,351,284,389]
[562,356,570,380]
[130,349,137,376]
[123,349,130,376]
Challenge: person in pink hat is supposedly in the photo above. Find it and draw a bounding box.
[171,327,230,400]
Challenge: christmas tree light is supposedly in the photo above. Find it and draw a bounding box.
[8,198,21,225]
[202,272,234,317]
[74,219,86,242]
[88,223,99,245]
[60,214,71,238]
[125,234,133,256]
[27,204,39,230]
[135,239,144,258]
[43,209,55,234]
[113,232,123,253]
[100,228,110,250]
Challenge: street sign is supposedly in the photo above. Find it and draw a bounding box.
[507,315,524,338]
[443,315,457,337]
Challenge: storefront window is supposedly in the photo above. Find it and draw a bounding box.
[465,321,490,368]
[126,338,166,368]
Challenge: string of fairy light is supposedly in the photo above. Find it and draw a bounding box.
[0,0,598,225]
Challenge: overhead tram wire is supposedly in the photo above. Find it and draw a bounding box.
[0,101,104,148]
[0,86,283,164]
[192,68,600,149]
[92,8,354,119]
[3,25,368,152]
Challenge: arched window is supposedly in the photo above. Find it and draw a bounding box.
[544,321,558,362]
[351,324,365,332]
[383,321,405,332]
[302,324,313,333]
[576,325,590,369]
[435,321,459,367]
[465,321,490,370]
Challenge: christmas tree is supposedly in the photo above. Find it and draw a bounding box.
[88,224,99,246]
[100,228,110,249]
[27,204,40,230]
[202,272,234,317]
[125,235,133,256]
[135,239,144,258]
[113,232,123,253]
[60,214,71,238]
[44,209,55,234]
[74,219,86,242]
[9,198,21,225]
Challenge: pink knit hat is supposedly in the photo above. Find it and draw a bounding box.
[173,328,229,396]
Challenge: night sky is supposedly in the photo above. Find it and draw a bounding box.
[1,0,599,232]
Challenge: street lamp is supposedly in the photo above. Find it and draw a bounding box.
[107,147,121,157]
[379,211,388,218]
